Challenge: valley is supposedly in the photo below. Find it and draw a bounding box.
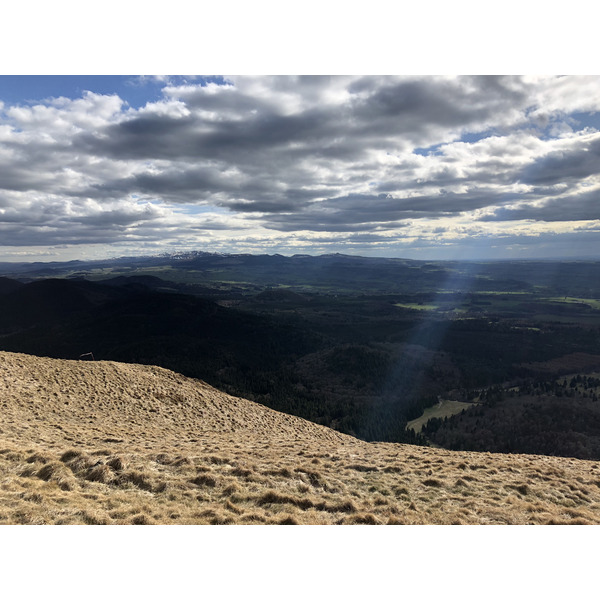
[1,252,600,462]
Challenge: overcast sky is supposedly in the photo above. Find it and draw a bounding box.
[1,74,599,261]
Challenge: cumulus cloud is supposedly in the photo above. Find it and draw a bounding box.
[481,188,600,222]
[0,75,600,259]
[518,134,600,186]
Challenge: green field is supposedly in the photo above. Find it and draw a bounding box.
[394,302,438,311]
[407,400,474,433]
[544,297,600,310]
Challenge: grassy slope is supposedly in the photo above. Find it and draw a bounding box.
[1,351,600,525]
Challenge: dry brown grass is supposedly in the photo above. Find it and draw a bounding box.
[1,351,600,524]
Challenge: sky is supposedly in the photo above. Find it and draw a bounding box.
[1,0,599,264]
[1,73,600,262]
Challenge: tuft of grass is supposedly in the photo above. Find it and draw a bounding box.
[86,465,115,484]
[34,461,76,491]
[154,453,175,465]
[386,516,407,524]
[118,470,155,492]
[295,468,327,488]
[257,490,297,506]
[278,515,299,525]
[81,510,110,525]
[107,456,128,471]
[60,449,83,463]
[240,513,267,523]
[223,499,243,514]
[328,500,357,513]
[63,453,98,475]
[264,467,294,478]
[130,514,154,525]
[507,483,529,496]
[26,452,50,464]
[37,461,71,482]
[22,492,44,504]
[383,466,403,474]
[190,474,218,488]
[343,513,381,525]
[256,491,315,511]
[422,478,444,488]
[231,467,253,478]
[210,514,236,525]
[206,456,230,465]
[221,482,241,496]
[345,464,379,473]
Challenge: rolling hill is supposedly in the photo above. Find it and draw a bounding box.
[1,351,599,524]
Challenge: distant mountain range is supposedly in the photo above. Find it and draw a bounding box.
[3,251,600,298]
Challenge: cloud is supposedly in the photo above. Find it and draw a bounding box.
[480,188,600,222]
[348,76,529,139]
[260,189,527,233]
[1,75,600,259]
[518,134,600,186]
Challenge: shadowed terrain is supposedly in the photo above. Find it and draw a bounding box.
[1,351,600,524]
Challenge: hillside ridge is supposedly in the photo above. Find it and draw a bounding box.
[1,351,600,525]
[0,351,346,446]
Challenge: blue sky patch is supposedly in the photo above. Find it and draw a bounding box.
[0,75,228,109]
